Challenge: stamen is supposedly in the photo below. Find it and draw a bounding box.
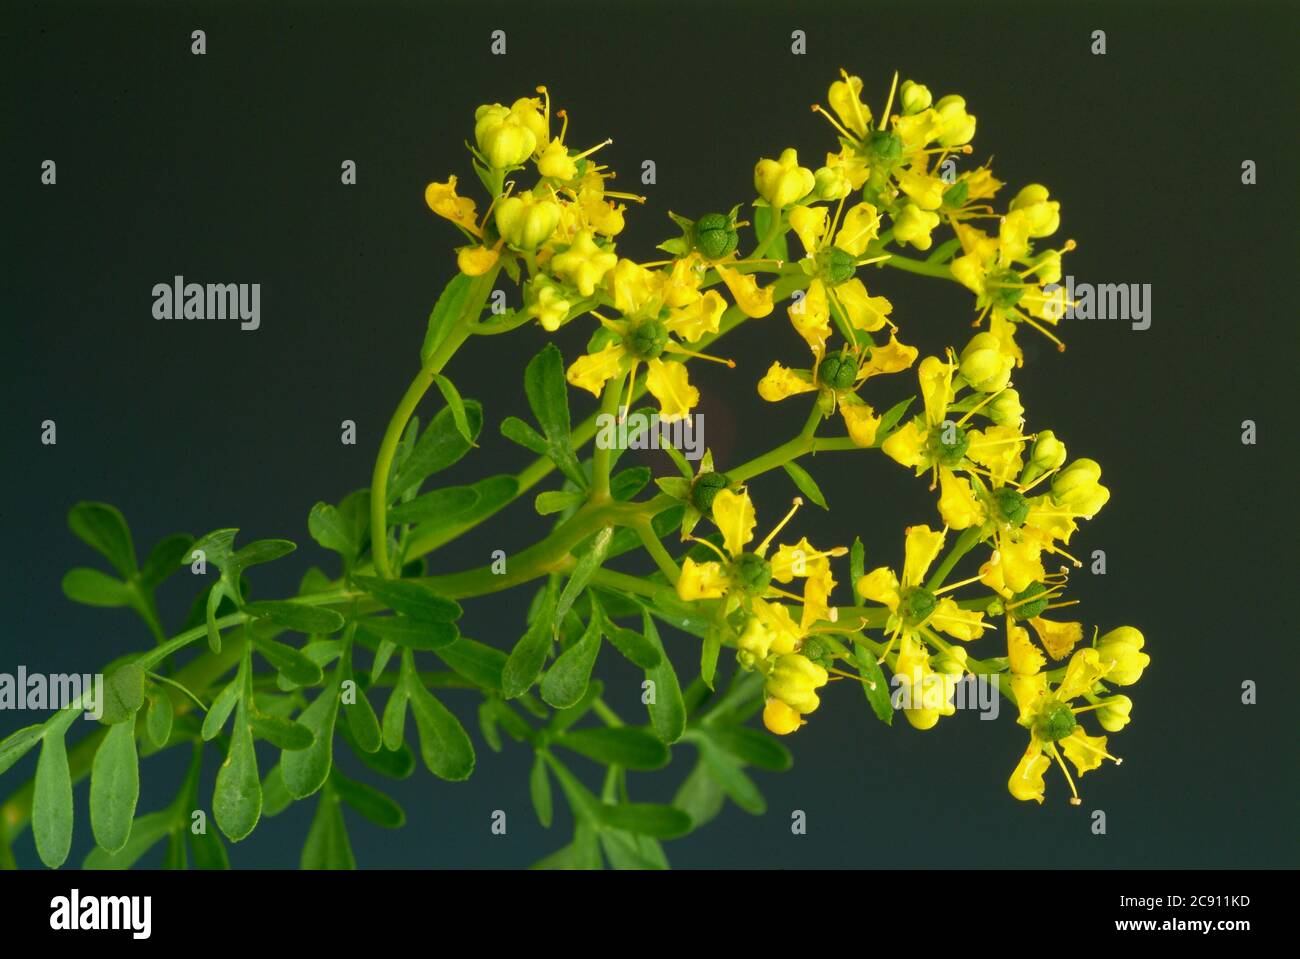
[933,572,986,595]
[555,108,570,146]
[757,498,804,555]
[811,103,853,141]
[879,70,900,128]
[956,387,1008,427]
[1048,743,1082,806]
[573,138,613,161]
[664,342,736,367]
[685,535,731,563]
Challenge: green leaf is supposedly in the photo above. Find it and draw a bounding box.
[781,460,828,509]
[641,613,685,744]
[202,679,240,741]
[230,538,296,573]
[534,489,584,516]
[353,575,462,623]
[357,615,458,651]
[554,727,670,771]
[250,714,315,751]
[333,773,406,829]
[83,810,174,869]
[700,628,722,690]
[89,720,140,853]
[145,690,174,749]
[556,528,613,624]
[140,534,193,590]
[431,373,475,445]
[696,737,765,814]
[213,698,262,842]
[101,663,147,725]
[0,725,44,776]
[853,641,894,725]
[523,345,587,488]
[190,528,238,570]
[247,600,345,636]
[753,203,789,264]
[251,634,326,687]
[876,395,915,438]
[598,803,693,839]
[281,673,341,799]
[436,637,508,691]
[529,753,553,828]
[308,502,357,560]
[68,501,136,578]
[850,535,865,587]
[599,609,662,670]
[388,402,483,502]
[33,730,74,868]
[420,273,473,365]
[381,684,410,752]
[673,760,726,828]
[708,725,793,772]
[404,653,475,781]
[340,658,382,754]
[502,578,558,698]
[189,822,230,869]
[539,614,602,709]
[599,829,668,869]
[386,485,479,526]
[500,416,548,455]
[301,792,355,869]
[61,567,133,607]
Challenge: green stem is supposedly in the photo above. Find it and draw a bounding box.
[924,526,984,592]
[369,268,499,577]
[635,522,680,584]
[728,405,824,483]
[881,252,955,280]
[590,373,625,502]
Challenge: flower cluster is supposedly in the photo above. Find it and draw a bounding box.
[421,72,1145,806]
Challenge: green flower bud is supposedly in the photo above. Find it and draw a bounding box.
[731,552,773,595]
[1008,582,1050,621]
[691,471,729,512]
[899,585,937,627]
[799,636,833,668]
[494,193,561,250]
[693,213,739,260]
[626,319,669,359]
[992,487,1030,526]
[817,353,858,390]
[1097,695,1133,732]
[941,179,969,210]
[933,645,968,676]
[987,267,1026,309]
[1020,430,1067,485]
[1032,699,1077,742]
[959,332,1013,392]
[1095,627,1148,686]
[899,80,933,115]
[987,388,1025,427]
[813,165,852,201]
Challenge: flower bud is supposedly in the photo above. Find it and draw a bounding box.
[987,388,1024,427]
[763,698,803,735]
[765,653,828,714]
[813,164,852,201]
[474,104,537,169]
[536,140,577,180]
[691,471,729,513]
[456,245,499,277]
[959,332,1013,392]
[754,148,815,209]
[1009,184,1061,238]
[892,203,940,251]
[1095,627,1149,686]
[494,193,561,250]
[899,80,933,114]
[1051,459,1110,517]
[817,353,858,390]
[525,276,572,332]
[934,95,976,147]
[1097,695,1133,732]
[1020,430,1067,485]
[932,644,967,677]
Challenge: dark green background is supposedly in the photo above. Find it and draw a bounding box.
[3,0,1296,868]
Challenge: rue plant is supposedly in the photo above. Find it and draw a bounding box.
[0,71,1148,870]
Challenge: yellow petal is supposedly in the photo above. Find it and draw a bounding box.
[863,335,919,377]
[566,343,626,398]
[918,355,956,427]
[902,525,945,588]
[787,205,828,256]
[665,290,726,342]
[763,698,804,735]
[840,402,881,447]
[834,278,892,332]
[757,362,816,402]
[834,203,880,257]
[644,358,698,422]
[1029,616,1083,662]
[1007,625,1046,676]
[937,468,985,530]
[1008,741,1049,803]
[999,538,1046,594]
[676,558,728,601]
[424,176,479,233]
[1060,728,1113,777]
[711,488,756,558]
[930,597,986,641]
[789,279,831,355]
[718,265,774,318]
[1056,647,1112,702]
[881,420,928,469]
[456,245,499,277]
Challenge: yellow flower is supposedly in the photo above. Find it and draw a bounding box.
[757,362,816,402]
[1094,627,1149,685]
[827,70,871,137]
[893,203,941,251]
[425,176,480,235]
[1009,184,1060,238]
[524,276,573,332]
[1051,459,1110,518]
[1008,742,1050,803]
[494,192,561,250]
[474,102,538,169]
[550,230,618,296]
[754,148,815,209]
[938,469,985,530]
[765,653,828,714]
